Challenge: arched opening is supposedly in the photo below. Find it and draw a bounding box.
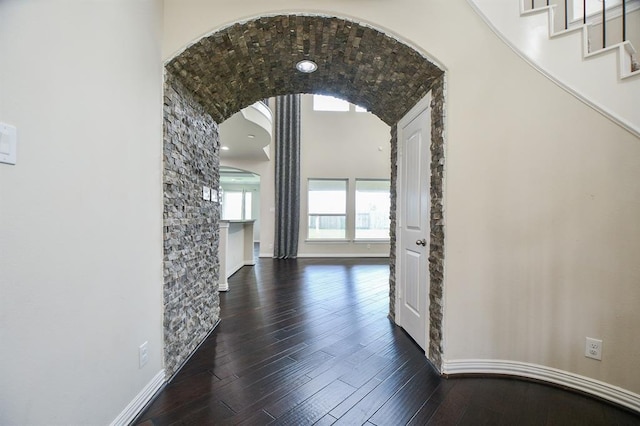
[163,14,446,377]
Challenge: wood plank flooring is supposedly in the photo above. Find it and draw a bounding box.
[136,258,640,425]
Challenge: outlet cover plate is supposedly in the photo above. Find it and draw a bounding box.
[585,337,602,361]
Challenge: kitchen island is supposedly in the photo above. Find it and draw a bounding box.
[218,220,255,291]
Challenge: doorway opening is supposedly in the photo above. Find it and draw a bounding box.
[162,13,446,377]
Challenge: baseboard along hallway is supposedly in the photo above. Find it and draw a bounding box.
[135,258,640,425]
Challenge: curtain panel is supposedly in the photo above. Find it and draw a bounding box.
[274,94,301,259]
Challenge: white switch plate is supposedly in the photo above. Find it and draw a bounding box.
[139,341,149,368]
[202,186,211,201]
[0,122,17,165]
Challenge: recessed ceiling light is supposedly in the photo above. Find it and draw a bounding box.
[247,134,255,139]
[221,146,230,151]
[296,59,318,73]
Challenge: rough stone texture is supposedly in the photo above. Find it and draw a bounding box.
[386,76,445,370]
[163,71,221,377]
[428,75,446,371]
[388,125,398,323]
[165,13,447,374]
[166,15,444,126]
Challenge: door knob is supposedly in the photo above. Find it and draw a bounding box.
[415,239,426,246]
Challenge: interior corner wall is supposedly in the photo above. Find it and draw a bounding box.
[0,1,164,424]
[163,71,221,377]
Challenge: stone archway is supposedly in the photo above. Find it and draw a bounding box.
[163,14,446,377]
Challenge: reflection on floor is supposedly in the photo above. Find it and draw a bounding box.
[136,258,640,425]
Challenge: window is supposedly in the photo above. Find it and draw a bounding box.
[307,178,391,241]
[222,190,252,220]
[312,94,370,113]
[312,95,349,112]
[355,180,391,239]
[308,179,347,239]
[222,191,243,220]
[244,191,252,220]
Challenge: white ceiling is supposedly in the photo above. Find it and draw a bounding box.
[219,102,272,161]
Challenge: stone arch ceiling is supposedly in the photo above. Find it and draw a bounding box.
[166,14,444,125]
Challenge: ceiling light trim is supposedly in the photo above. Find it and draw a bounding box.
[296,59,318,73]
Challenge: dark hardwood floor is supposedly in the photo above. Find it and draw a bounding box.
[136,258,640,425]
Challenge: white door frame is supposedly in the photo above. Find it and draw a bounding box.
[395,91,432,352]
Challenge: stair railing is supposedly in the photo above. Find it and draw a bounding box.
[528,0,637,72]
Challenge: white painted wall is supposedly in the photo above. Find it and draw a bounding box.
[164,0,640,397]
[226,222,252,276]
[2,0,637,422]
[298,95,391,257]
[0,1,164,424]
[470,0,640,136]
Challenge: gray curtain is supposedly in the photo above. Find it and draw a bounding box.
[274,94,301,259]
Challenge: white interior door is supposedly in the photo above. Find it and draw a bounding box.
[396,94,431,351]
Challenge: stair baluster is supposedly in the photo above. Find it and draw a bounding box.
[602,0,607,48]
[524,0,638,75]
[622,0,627,41]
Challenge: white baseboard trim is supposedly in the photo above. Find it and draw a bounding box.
[442,359,640,413]
[110,369,166,426]
[227,261,245,278]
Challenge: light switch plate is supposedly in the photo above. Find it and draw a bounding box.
[202,186,211,201]
[0,123,17,165]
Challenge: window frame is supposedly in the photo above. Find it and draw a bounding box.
[305,177,391,243]
[306,178,349,241]
[312,94,368,113]
[312,94,350,112]
[354,178,391,241]
[221,189,253,221]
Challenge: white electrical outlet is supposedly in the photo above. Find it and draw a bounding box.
[585,337,602,361]
[139,341,149,368]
